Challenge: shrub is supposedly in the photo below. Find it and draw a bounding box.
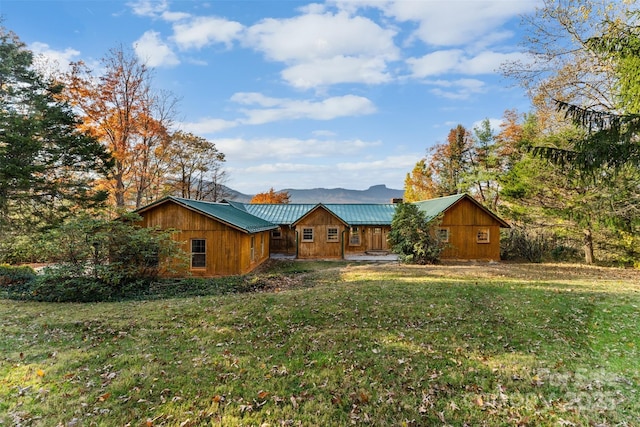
[0,264,36,287]
[388,203,444,264]
[5,212,186,302]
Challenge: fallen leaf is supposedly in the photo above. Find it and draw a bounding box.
[98,392,111,402]
[257,390,269,400]
[474,396,484,407]
[36,369,45,377]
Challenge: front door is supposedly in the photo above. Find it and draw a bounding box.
[371,227,383,250]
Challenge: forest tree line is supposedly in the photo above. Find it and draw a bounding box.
[2,0,640,267]
[404,1,640,266]
[0,25,229,263]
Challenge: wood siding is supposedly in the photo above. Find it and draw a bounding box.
[138,201,270,277]
[295,207,346,259]
[269,226,297,255]
[343,226,391,255]
[439,198,502,260]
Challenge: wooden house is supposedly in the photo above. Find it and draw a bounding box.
[135,197,277,277]
[321,204,396,258]
[414,194,510,261]
[230,202,396,259]
[134,194,510,277]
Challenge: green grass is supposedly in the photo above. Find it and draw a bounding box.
[1,261,638,426]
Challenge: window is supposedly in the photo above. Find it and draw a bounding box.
[271,229,282,239]
[302,228,314,242]
[438,228,450,243]
[349,227,361,246]
[327,227,339,242]
[191,239,206,268]
[476,228,490,243]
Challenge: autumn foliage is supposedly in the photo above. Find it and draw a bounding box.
[250,188,291,204]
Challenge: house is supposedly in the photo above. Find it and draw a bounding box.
[414,194,510,261]
[134,196,277,277]
[228,202,396,259]
[134,194,510,277]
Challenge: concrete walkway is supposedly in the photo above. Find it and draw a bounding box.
[270,253,399,262]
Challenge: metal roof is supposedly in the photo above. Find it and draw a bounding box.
[241,203,397,225]
[137,197,278,234]
[413,194,510,227]
[243,204,316,225]
[413,194,466,221]
[138,194,508,232]
[324,204,397,225]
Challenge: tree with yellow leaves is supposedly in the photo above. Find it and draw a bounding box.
[250,188,291,204]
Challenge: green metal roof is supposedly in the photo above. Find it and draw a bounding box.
[138,193,508,232]
[413,194,466,221]
[413,194,510,227]
[240,203,397,225]
[324,204,397,225]
[243,204,316,225]
[138,197,278,234]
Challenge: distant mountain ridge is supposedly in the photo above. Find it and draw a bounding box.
[225,184,404,204]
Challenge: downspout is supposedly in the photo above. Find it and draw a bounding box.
[341,230,346,259]
[295,230,299,259]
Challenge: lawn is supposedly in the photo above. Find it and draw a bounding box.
[1,261,639,426]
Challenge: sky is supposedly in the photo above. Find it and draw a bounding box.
[1,0,539,195]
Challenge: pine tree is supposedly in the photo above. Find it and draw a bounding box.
[0,27,112,235]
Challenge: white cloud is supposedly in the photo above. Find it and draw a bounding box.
[282,56,392,88]
[133,31,179,67]
[408,50,530,78]
[407,50,464,77]
[232,93,377,124]
[338,0,538,47]
[179,93,376,134]
[336,154,419,172]
[246,11,397,62]
[172,16,244,50]
[428,78,487,100]
[244,10,398,88]
[127,0,169,18]
[180,118,239,134]
[216,137,381,161]
[243,163,328,173]
[29,42,81,74]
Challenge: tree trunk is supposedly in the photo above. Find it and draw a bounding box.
[583,227,594,264]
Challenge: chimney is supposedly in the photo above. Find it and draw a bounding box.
[391,198,403,204]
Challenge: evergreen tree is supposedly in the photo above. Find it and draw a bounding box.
[0,27,112,236]
[388,203,444,264]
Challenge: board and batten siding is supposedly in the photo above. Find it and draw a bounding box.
[269,226,297,255]
[439,197,502,260]
[295,207,346,259]
[138,201,270,277]
[343,226,391,255]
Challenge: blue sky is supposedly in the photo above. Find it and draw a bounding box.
[1,0,538,195]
